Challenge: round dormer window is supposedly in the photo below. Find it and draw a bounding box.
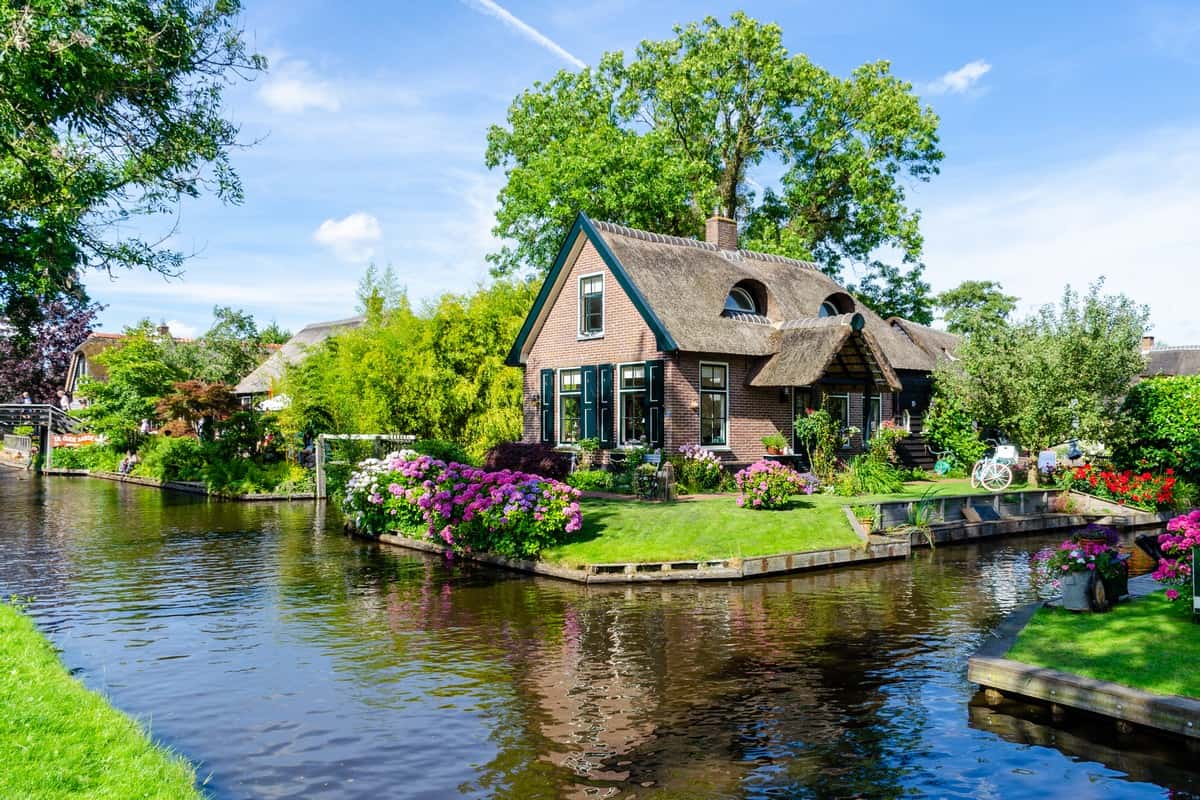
[725,286,759,314]
[819,301,838,317]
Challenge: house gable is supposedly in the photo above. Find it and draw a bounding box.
[506,214,678,367]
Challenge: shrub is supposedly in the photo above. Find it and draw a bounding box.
[482,441,571,481]
[49,444,121,472]
[734,460,819,510]
[923,387,986,467]
[413,438,474,466]
[675,444,723,493]
[567,469,614,491]
[1154,511,1200,602]
[865,421,908,466]
[761,433,788,452]
[343,452,582,558]
[794,409,839,484]
[834,456,904,496]
[1033,536,1124,590]
[1113,376,1200,480]
[134,436,205,482]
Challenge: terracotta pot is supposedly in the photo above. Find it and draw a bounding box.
[767,447,781,455]
[1060,571,1091,611]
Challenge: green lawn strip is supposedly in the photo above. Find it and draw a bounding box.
[540,496,862,567]
[0,603,205,800]
[1006,593,1200,699]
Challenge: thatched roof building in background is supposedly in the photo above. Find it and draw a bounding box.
[1141,345,1200,378]
[234,315,366,397]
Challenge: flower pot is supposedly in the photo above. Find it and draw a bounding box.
[1060,571,1091,611]
[766,447,781,455]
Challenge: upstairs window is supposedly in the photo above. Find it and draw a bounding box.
[819,301,839,317]
[724,287,758,314]
[579,274,604,337]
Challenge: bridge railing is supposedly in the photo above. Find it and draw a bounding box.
[2,434,32,455]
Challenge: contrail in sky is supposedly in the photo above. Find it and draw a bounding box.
[462,0,586,69]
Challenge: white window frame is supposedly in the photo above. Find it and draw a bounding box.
[617,362,647,447]
[699,361,730,450]
[866,396,882,441]
[556,367,583,446]
[901,408,912,433]
[825,393,851,449]
[577,272,605,340]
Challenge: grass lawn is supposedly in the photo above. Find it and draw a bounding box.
[541,495,863,567]
[1006,592,1200,698]
[0,602,205,800]
[539,477,1036,567]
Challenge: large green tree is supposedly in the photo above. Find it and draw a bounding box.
[933,281,1149,485]
[935,280,1018,337]
[0,0,264,331]
[486,12,942,322]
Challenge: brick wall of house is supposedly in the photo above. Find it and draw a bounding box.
[523,238,668,443]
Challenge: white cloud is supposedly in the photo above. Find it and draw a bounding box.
[923,59,992,95]
[313,212,383,262]
[259,60,341,113]
[462,0,586,68]
[164,319,199,338]
[921,127,1200,343]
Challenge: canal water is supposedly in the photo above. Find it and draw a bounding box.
[0,472,1196,799]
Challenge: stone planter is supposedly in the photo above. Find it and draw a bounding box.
[1060,571,1092,612]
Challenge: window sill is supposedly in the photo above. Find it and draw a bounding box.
[576,332,604,341]
[703,445,732,453]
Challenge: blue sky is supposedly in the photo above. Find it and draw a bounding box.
[85,1,1200,343]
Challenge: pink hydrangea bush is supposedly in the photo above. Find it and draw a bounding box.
[1154,510,1200,602]
[734,460,819,510]
[342,451,581,558]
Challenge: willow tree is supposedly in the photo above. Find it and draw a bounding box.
[0,0,264,332]
[486,12,943,322]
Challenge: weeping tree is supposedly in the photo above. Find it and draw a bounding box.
[486,12,943,322]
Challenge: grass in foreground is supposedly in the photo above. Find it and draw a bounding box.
[1006,592,1200,698]
[0,602,204,800]
[541,495,863,567]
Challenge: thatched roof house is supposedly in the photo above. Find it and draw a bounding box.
[234,315,365,397]
[508,212,957,467]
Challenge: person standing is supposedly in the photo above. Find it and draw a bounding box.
[20,392,32,405]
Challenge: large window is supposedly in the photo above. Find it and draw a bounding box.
[825,394,850,449]
[700,362,729,447]
[619,364,646,445]
[579,274,604,337]
[558,369,582,444]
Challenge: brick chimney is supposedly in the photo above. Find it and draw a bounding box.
[1141,335,1155,354]
[705,214,738,250]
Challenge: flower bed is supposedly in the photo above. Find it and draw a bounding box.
[1154,510,1200,603]
[1057,464,1176,511]
[343,451,581,559]
[734,460,819,510]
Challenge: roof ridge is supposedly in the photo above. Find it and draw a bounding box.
[591,218,819,271]
[1150,345,1200,352]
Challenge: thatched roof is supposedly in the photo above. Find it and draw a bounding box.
[887,318,960,372]
[234,315,365,396]
[1142,347,1200,378]
[590,220,944,376]
[747,314,901,390]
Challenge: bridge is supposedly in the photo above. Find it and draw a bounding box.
[0,404,81,470]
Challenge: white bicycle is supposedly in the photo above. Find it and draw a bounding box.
[970,440,1018,492]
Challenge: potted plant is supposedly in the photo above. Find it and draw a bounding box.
[1034,537,1123,611]
[762,433,788,455]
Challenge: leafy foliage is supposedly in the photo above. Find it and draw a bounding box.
[935,280,1017,338]
[793,408,840,484]
[931,281,1149,482]
[566,469,614,491]
[280,279,535,458]
[922,383,986,466]
[834,456,904,496]
[482,442,572,481]
[735,460,819,509]
[167,307,275,386]
[0,294,99,403]
[154,380,239,438]
[133,436,205,483]
[0,0,263,331]
[412,438,475,467]
[1112,376,1200,480]
[486,12,942,321]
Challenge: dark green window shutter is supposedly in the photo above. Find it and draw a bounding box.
[598,364,615,448]
[540,369,554,443]
[581,365,598,440]
[645,359,665,449]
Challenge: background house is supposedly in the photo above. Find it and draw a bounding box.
[1139,336,1200,378]
[508,213,957,468]
[234,316,366,405]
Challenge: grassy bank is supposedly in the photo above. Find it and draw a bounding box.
[0,603,205,799]
[1006,593,1200,698]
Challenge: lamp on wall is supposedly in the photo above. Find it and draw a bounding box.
[779,386,791,403]
[689,400,699,412]
[531,393,540,405]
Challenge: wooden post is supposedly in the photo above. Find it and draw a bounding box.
[316,434,327,500]
[43,407,53,471]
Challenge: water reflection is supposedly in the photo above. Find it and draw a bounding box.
[0,473,1194,799]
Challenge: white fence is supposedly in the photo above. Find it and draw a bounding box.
[2,434,32,455]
